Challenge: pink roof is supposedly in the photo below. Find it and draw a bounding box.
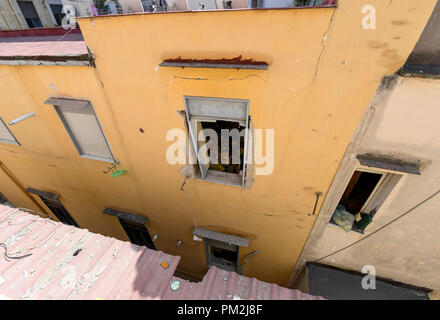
[0,28,88,60]
[164,268,323,300]
[0,205,322,300]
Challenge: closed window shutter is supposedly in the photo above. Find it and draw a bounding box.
[0,118,19,145]
[55,103,114,162]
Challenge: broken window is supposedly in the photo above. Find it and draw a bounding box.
[330,170,401,233]
[44,97,115,163]
[17,1,43,28]
[26,188,79,227]
[184,96,250,187]
[0,118,19,145]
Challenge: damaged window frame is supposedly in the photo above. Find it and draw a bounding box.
[205,238,240,273]
[184,96,251,188]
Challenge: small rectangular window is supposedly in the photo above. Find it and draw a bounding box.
[26,188,78,227]
[0,118,19,145]
[205,238,239,272]
[330,170,401,233]
[184,96,250,187]
[45,97,114,162]
[103,208,155,250]
[193,227,249,273]
[119,219,156,250]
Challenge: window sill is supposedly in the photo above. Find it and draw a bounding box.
[80,154,115,163]
[328,221,365,235]
[194,170,242,188]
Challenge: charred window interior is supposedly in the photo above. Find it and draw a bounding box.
[201,120,245,175]
[40,197,79,227]
[185,96,250,188]
[205,238,239,272]
[331,171,383,233]
[119,218,156,250]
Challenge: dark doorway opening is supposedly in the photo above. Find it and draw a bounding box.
[40,197,79,227]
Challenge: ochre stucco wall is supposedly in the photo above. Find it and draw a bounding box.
[0,0,436,285]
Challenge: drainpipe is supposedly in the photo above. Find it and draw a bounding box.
[7,0,26,29]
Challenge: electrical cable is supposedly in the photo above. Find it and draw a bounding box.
[314,189,440,262]
[0,243,32,260]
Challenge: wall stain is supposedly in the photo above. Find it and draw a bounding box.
[382,49,399,60]
[369,41,389,49]
[392,20,411,26]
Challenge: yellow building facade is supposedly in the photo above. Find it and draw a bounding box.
[0,0,436,285]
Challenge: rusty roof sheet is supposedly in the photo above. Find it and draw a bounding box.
[0,205,323,300]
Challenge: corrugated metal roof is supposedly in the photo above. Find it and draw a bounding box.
[0,205,179,300]
[164,267,323,300]
[0,205,323,300]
